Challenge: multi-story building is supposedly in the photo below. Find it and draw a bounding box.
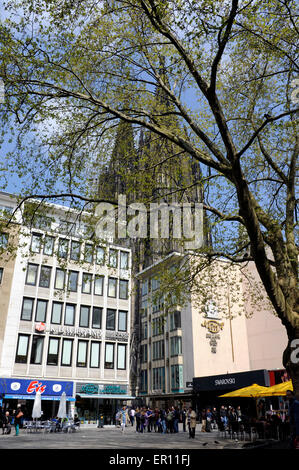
[0,191,132,424]
[136,251,288,410]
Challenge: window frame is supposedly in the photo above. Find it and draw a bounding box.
[15,334,30,363]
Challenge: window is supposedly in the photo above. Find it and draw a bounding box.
[15,334,30,363]
[25,263,38,286]
[141,299,148,317]
[30,335,44,364]
[152,317,165,336]
[96,246,105,265]
[140,344,147,363]
[68,270,79,292]
[0,233,9,250]
[47,337,60,365]
[31,233,42,253]
[43,235,55,256]
[109,249,118,268]
[61,339,73,366]
[120,251,129,270]
[21,297,34,321]
[171,364,184,390]
[51,302,63,324]
[0,267,3,284]
[140,370,148,392]
[39,265,52,288]
[90,342,101,368]
[70,240,81,261]
[92,307,102,329]
[58,238,68,259]
[118,310,127,332]
[84,243,93,263]
[170,310,181,331]
[106,309,116,330]
[35,299,48,322]
[153,367,165,392]
[77,340,88,367]
[104,343,114,369]
[117,344,126,370]
[119,279,129,300]
[141,280,148,296]
[151,277,160,291]
[108,277,117,297]
[141,321,148,340]
[55,268,65,290]
[79,305,90,328]
[64,304,76,326]
[82,273,92,294]
[153,340,165,360]
[170,336,182,356]
[94,275,104,296]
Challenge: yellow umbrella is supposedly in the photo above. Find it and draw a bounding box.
[218,383,270,398]
[257,380,293,397]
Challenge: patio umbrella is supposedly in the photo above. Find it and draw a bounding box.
[32,391,42,419]
[218,383,270,398]
[57,391,67,419]
[257,380,293,397]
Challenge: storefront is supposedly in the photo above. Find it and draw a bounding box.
[192,369,271,414]
[0,378,75,419]
[75,382,135,425]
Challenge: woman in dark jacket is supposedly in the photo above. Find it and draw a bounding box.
[13,407,23,436]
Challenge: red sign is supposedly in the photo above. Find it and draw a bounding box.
[26,381,47,394]
[35,322,45,332]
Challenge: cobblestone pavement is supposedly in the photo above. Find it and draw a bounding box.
[0,423,277,450]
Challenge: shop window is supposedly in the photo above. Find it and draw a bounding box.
[25,263,38,286]
[94,275,104,296]
[117,344,126,370]
[106,309,116,330]
[79,305,90,328]
[104,342,114,369]
[107,277,117,298]
[171,364,184,390]
[21,297,34,321]
[39,265,52,288]
[64,304,76,326]
[82,273,92,294]
[77,340,88,367]
[54,268,65,290]
[118,310,127,332]
[90,342,101,368]
[47,337,60,365]
[61,338,73,366]
[119,279,129,299]
[35,299,48,322]
[15,334,30,363]
[51,302,63,324]
[30,335,44,364]
[92,307,102,329]
[43,235,55,256]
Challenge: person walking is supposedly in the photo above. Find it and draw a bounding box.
[135,408,141,433]
[13,407,23,436]
[119,406,129,433]
[160,408,167,434]
[186,407,197,439]
[129,408,135,427]
[181,408,187,432]
[201,409,207,432]
[173,406,179,433]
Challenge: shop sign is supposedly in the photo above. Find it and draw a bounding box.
[0,378,73,397]
[49,326,102,339]
[100,384,127,395]
[193,369,269,392]
[80,384,99,395]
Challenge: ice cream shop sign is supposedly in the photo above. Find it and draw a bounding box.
[0,378,74,400]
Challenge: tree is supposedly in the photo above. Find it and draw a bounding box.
[0,0,298,393]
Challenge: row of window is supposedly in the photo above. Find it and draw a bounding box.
[20,297,128,331]
[25,263,129,299]
[140,337,182,363]
[15,334,127,369]
[140,312,181,340]
[140,365,183,392]
[30,233,130,269]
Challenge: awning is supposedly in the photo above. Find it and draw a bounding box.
[257,380,293,397]
[218,383,269,398]
[77,394,136,400]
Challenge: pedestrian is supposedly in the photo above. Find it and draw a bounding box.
[206,408,212,432]
[173,407,179,433]
[160,408,167,434]
[140,409,146,433]
[166,408,173,433]
[120,406,129,433]
[285,390,299,449]
[129,408,135,426]
[13,407,23,436]
[186,407,197,439]
[181,408,187,432]
[201,409,206,432]
[2,411,12,435]
[135,408,141,433]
